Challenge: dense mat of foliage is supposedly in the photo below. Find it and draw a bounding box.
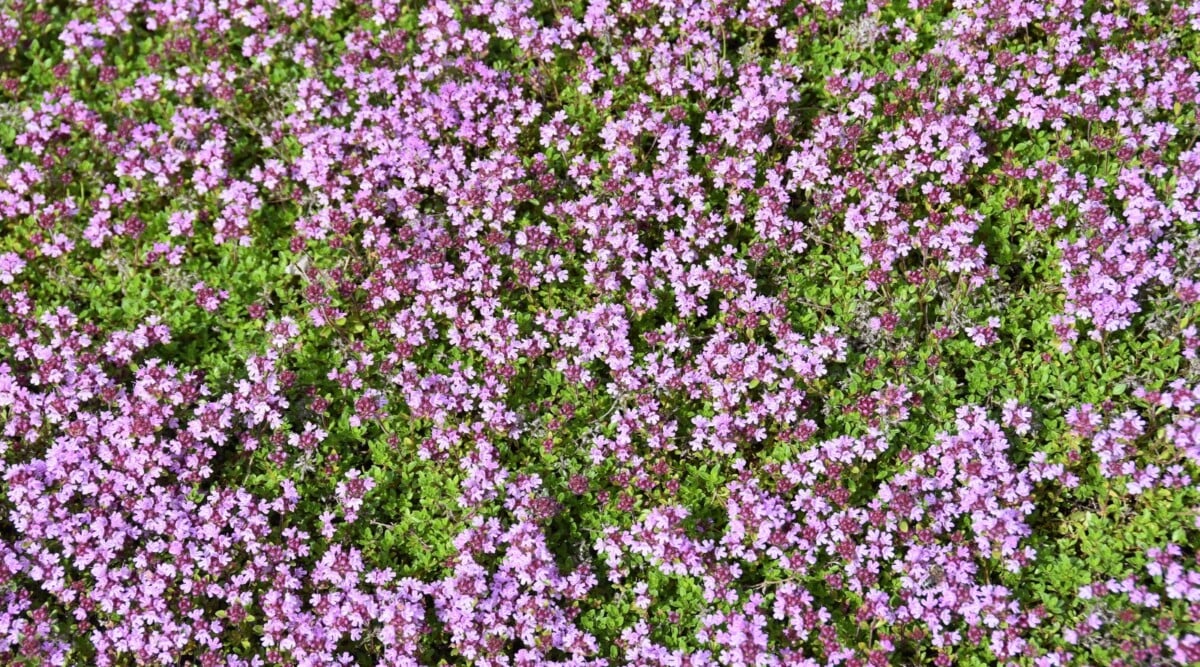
[2,0,1200,665]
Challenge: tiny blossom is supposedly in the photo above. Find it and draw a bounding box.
[966,317,1001,347]
[1002,400,1033,436]
[193,281,229,312]
[0,252,25,284]
[166,210,197,237]
[336,469,376,523]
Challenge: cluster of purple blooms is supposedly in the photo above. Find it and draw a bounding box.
[2,0,1200,665]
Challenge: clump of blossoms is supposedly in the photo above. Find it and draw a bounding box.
[2,0,1200,665]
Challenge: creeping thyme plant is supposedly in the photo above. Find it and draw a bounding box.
[2,0,1200,665]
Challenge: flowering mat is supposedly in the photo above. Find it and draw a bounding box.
[2,1,1200,666]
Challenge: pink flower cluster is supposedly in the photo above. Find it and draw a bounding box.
[0,0,1198,665]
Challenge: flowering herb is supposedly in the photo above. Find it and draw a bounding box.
[1,1,1199,666]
